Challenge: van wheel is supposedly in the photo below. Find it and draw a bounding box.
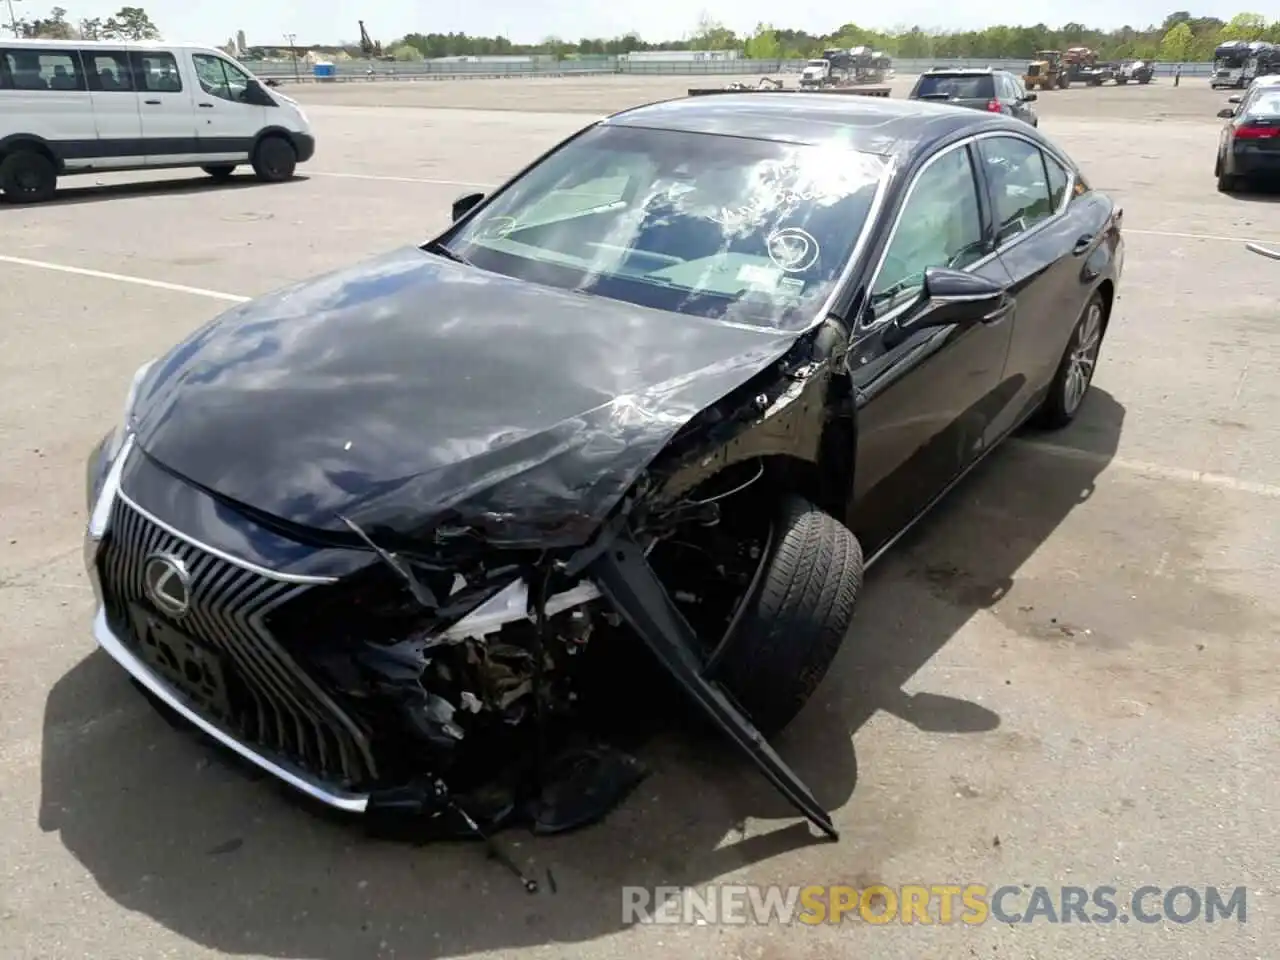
[201,164,236,181]
[251,136,297,183]
[711,496,863,738]
[0,150,57,203]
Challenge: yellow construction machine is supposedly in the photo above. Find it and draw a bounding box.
[1024,49,1069,90]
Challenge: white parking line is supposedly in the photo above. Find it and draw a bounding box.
[1125,228,1276,243]
[310,171,496,188]
[1013,438,1280,499]
[0,254,249,303]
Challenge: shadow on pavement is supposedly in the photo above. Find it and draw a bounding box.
[0,174,306,209]
[39,388,1123,958]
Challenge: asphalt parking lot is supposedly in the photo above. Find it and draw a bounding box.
[2,74,1278,960]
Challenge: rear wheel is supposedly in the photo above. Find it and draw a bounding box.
[1037,292,1106,429]
[201,164,236,181]
[0,149,57,203]
[1217,170,1240,193]
[251,136,297,183]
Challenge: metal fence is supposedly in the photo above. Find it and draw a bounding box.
[245,56,1216,83]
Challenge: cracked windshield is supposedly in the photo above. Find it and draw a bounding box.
[445,124,887,330]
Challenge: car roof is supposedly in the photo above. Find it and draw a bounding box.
[603,92,1021,160]
[924,66,1001,75]
[0,38,216,50]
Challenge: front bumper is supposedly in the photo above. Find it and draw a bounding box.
[83,432,603,815]
[92,606,372,811]
[294,133,316,163]
[84,432,371,812]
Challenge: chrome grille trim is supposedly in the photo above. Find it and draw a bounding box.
[100,495,378,788]
[116,489,337,584]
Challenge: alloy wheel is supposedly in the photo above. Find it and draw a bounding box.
[1062,303,1103,414]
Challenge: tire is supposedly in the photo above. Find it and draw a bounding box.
[713,496,863,738]
[251,136,297,183]
[1217,171,1239,193]
[201,164,236,181]
[0,149,57,203]
[1036,291,1106,429]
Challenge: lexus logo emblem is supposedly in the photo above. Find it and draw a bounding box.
[143,553,191,618]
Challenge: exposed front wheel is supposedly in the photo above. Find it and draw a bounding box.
[1037,292,1106,429]
[251,136,297,183]
[712,496,863,738]
[201,164,236,181]
[0,150,57,203]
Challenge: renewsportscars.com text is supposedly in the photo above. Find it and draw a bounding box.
[622,884,1248,926]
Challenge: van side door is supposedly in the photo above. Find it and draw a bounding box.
[127,47,196,164]
[189,52,266,162]
[81,48,143,167]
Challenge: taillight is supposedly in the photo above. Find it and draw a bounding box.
[986,99,1002,112]
[1235,124,1279,139]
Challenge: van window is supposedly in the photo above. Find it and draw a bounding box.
[192,53,253,102]
[134,52,182,93]
[0,49,86,91]
[83,51,133,91]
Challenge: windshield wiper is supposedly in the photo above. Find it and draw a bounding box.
[424,240,472,267]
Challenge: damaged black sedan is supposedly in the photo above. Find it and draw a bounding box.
[83,93,1122,854]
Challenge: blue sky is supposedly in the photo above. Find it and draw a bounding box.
[28,1,1261,46]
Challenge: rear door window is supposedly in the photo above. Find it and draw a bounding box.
[1,48,86,91]
[916,73,994,100]
[83,51,133,91]
[977,136,1057,245]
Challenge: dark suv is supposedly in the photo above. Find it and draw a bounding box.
[909,68,1039,127]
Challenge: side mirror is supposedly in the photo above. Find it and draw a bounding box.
[1218,107,1237,118]
[1228,94,1242,103]
[882,268,1011,349]
[451,191,485,222]
[1021,92,1038,102]
[242,79,274,106]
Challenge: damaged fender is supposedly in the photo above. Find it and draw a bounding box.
[590,531,839,840]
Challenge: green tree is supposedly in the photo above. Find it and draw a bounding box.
[692,12,738,50]
[79,16,103,39]
[388,43,423,61]
[1219,12,1269,40]
[103,6,159,41]
[1159,21,1194,60]
[20,6,75,39]
[744,23,782,60]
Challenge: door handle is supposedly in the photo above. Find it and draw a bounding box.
[143,99,161,105]
[1072,233,1095,255]
[198,102,214,108]
[981,296,1016,324]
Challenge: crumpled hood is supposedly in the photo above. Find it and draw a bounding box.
[132,247,799,548]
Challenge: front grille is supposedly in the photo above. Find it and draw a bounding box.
[98,495,378,788]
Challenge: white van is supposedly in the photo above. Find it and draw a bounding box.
[0,39,314,203]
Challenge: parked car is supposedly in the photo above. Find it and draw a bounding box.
[909,67,1039,126]
[84,94,1121,848]
[0,38,314,203]
[1215,81,1280,192]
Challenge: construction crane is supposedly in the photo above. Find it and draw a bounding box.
[358,20,385,59]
